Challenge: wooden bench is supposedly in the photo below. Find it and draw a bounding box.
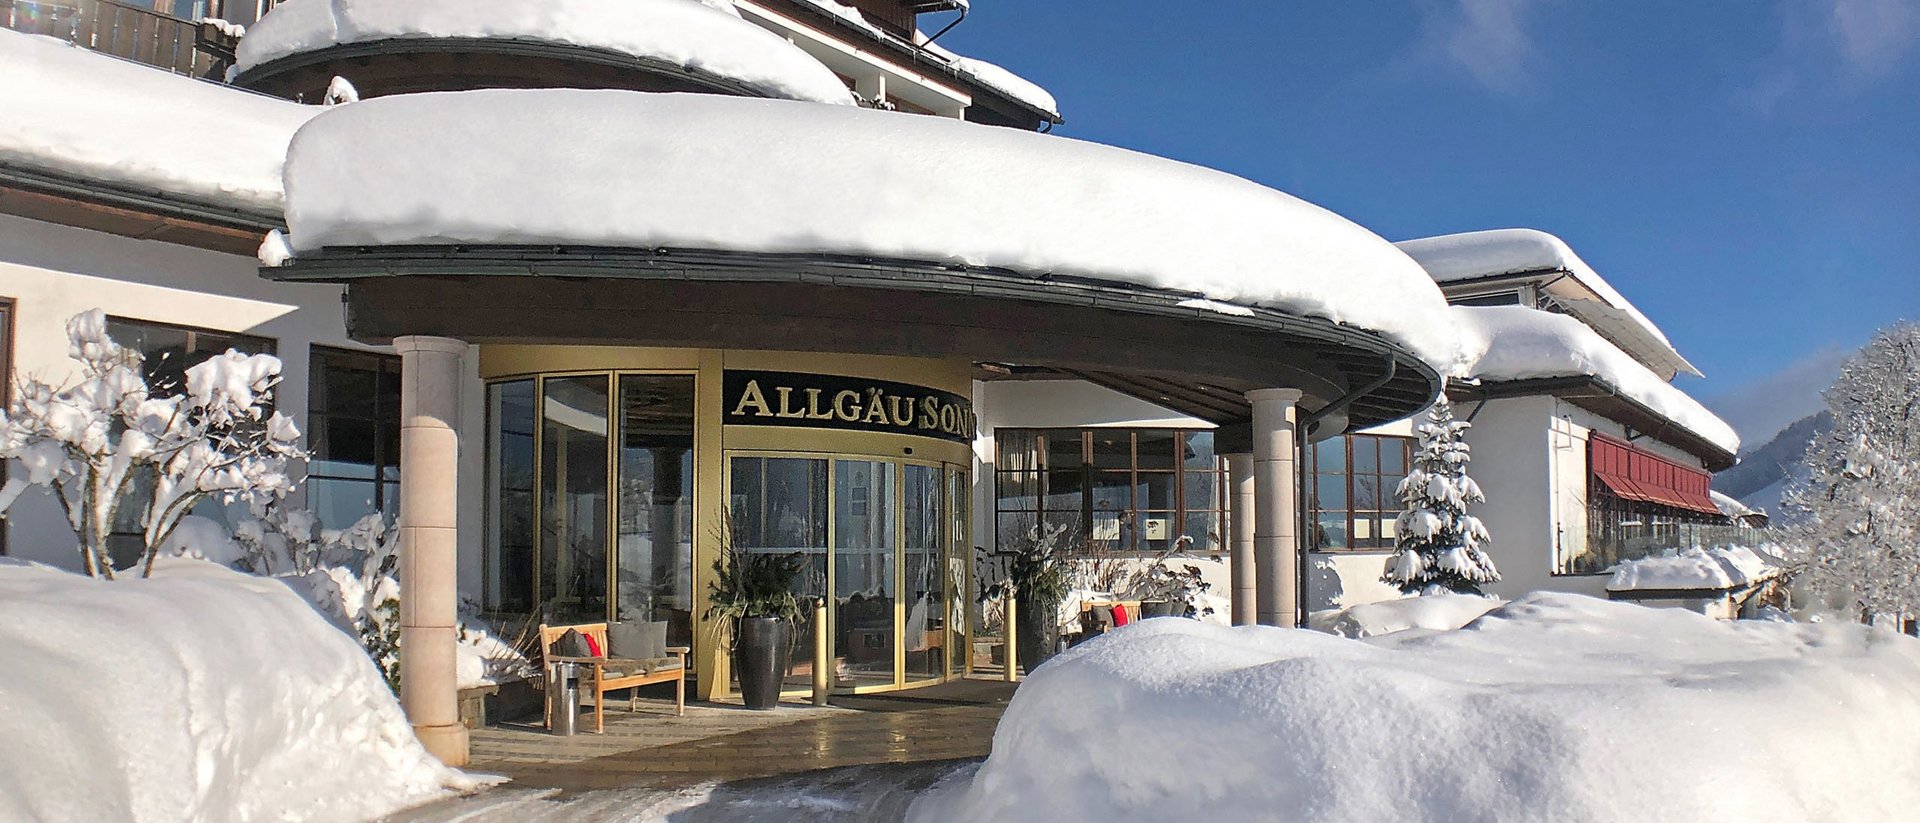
[538,622,689,734]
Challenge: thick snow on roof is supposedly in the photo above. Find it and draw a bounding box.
[923,594,1920,820]
[1607,545,1781,592]
[234,0,857,106]
[1398,229,1701,380]
[784,0,1060,117]
[281,89,1459,370]
[0,30,318,214]
[1455,305,1739,455]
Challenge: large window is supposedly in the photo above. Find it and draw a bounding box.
[306,347,401,528]
[1306,434,1415,551]
[994,428,1225,555]
[104,317,276,567]
[484,373,696,639]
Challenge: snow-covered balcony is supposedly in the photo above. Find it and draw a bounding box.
[229,0,859,105]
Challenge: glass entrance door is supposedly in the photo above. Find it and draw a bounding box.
[727,453,966,694]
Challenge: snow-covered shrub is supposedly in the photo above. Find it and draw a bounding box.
[1383,397,1500,596]
[1124,538,1215,618]
[292,514,403,692]
[1782,323,1920,624]
[0,310,302,579]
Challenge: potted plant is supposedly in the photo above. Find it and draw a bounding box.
[1128,538,1216,619]
[707,541,805,710]
[978,520,1073,674]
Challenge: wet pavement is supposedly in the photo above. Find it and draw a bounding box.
[387,679,1012,821]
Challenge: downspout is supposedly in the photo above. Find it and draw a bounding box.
[1291,355,1400,627]
[919,4,968,47]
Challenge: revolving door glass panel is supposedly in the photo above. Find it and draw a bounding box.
[727,454,963,693]
[728,456,829,692]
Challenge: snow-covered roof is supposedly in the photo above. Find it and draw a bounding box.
[0,30,318,215]
[280,89,1458,371]
[1711,489,1762,520]
[1397,229,1702,380]
[921,37,1059,118]
[783,0,1060,118]
[234,0,858,106]
[1606,545,1781,592]
[1455,305,1739,456]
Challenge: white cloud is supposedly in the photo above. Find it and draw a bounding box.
[1829,0,1920,75]
[1423,0,1542,94]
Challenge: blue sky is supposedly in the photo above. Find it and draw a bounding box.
[936,1,1919,402]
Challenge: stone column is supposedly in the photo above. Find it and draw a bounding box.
[1247,388,1303,628]
[1225,453,1256,626]
[395,335,469,767]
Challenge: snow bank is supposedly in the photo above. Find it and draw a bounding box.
[1454,305,1739,455]
[1311,592,1503,638]
[0,558,482,823]
[919,592,1920,822]
[0,29,318,213]
[1607,545,1780,592]
[1397,228,1694,378]
[281,90,1459,371]
[234,0,856,106]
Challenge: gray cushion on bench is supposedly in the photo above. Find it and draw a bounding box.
[552,627,592,658]
[609,620,668,660]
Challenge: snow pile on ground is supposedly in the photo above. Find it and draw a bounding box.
[1310,592,1503,638]
[0,29,318,214]
[1607,545,1781,592]
[0,558,484,823]
[234,0,856,105]
[1397,228,1694,378]
[281,90,1459,371]
[1454,305,1739,455]
[917,592,1920,822]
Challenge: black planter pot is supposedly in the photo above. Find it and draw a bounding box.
[1139,600,1182,619]
[734,616,791,710]
[1015,595,1059,674]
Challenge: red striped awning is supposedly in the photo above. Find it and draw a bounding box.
[1589,434,1719,516]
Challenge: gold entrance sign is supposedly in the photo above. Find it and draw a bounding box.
[722,370,975,444]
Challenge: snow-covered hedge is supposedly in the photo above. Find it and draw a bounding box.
[0,559,484,822]
[918,592,1920,821]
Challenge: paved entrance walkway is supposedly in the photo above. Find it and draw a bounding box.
[465,678,1015,796]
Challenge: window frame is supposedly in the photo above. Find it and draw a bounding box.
[305,344,404,522]
[1305,433,1416,552]
[993,427,1227,556]
[0,296,12,557]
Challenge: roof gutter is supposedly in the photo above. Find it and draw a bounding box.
[0,162,283,232]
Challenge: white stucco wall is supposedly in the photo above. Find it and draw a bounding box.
[0,213,379,567]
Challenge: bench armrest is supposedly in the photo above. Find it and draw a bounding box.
[665,646,691,655]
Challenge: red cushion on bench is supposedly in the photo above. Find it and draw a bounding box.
[1112,603,1131,627]
[584,633,602,657]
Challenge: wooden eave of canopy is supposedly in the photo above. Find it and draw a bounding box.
[267,244,1442,435]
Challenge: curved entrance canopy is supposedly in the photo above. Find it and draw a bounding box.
[268,88,1459,432]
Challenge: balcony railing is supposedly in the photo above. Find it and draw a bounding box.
[2,0,235,78]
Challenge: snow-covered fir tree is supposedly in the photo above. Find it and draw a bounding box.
[1785,322,1920,624]
[1383,396,1500,596]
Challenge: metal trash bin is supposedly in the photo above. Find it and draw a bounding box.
[548,661,579,736]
